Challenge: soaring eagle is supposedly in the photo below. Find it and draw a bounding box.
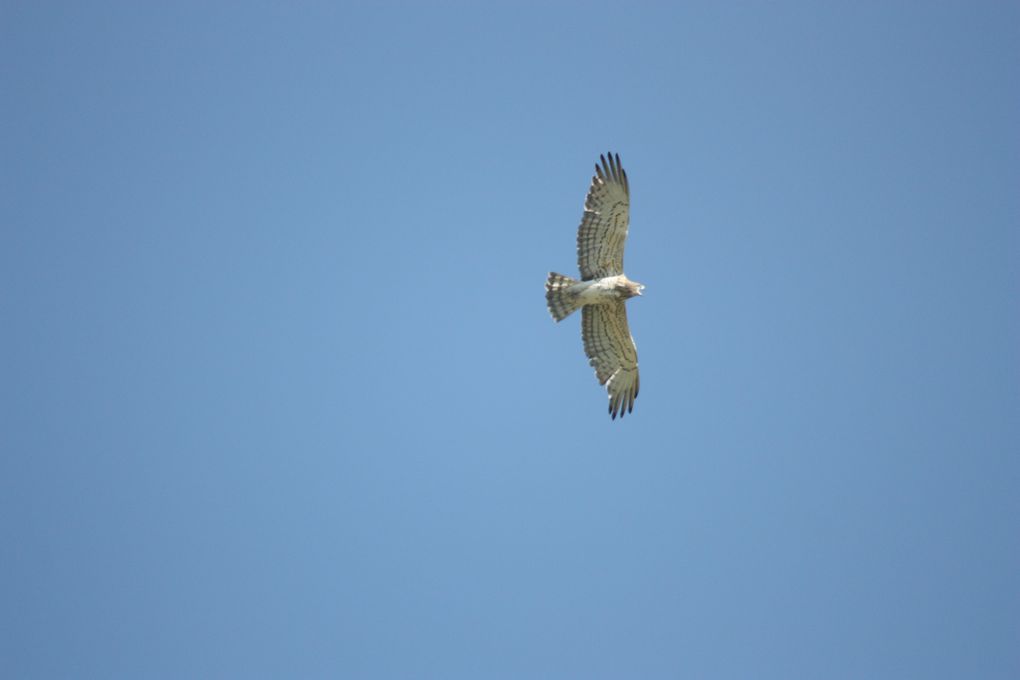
[545,153,643,420]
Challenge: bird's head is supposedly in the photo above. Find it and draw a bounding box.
[620,278,645,299]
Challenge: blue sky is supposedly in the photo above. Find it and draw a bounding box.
[3,2,1018,677]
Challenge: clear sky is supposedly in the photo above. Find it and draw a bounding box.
[3,2,1018,678]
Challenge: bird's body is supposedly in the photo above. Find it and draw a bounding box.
[546,274,643,320]
[545,153,643,420]
[572,275,644,304]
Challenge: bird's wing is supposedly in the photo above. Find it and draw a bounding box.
[581,302,640,419]
[577,153,631,280]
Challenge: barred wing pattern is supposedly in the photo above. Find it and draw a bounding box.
[582,302,639,420]
[577,153,630,280]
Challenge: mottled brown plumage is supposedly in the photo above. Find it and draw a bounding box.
[545,153,643,419]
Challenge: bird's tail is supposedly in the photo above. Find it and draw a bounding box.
[546,272,581,322]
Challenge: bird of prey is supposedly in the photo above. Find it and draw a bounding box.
[545,152,643,420]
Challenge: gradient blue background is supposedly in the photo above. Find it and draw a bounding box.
[3,2,1018,678]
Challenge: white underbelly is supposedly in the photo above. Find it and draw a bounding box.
[572,277,621,304]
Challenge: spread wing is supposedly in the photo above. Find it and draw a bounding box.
[581,302,640,419]
[577,153,631,280]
